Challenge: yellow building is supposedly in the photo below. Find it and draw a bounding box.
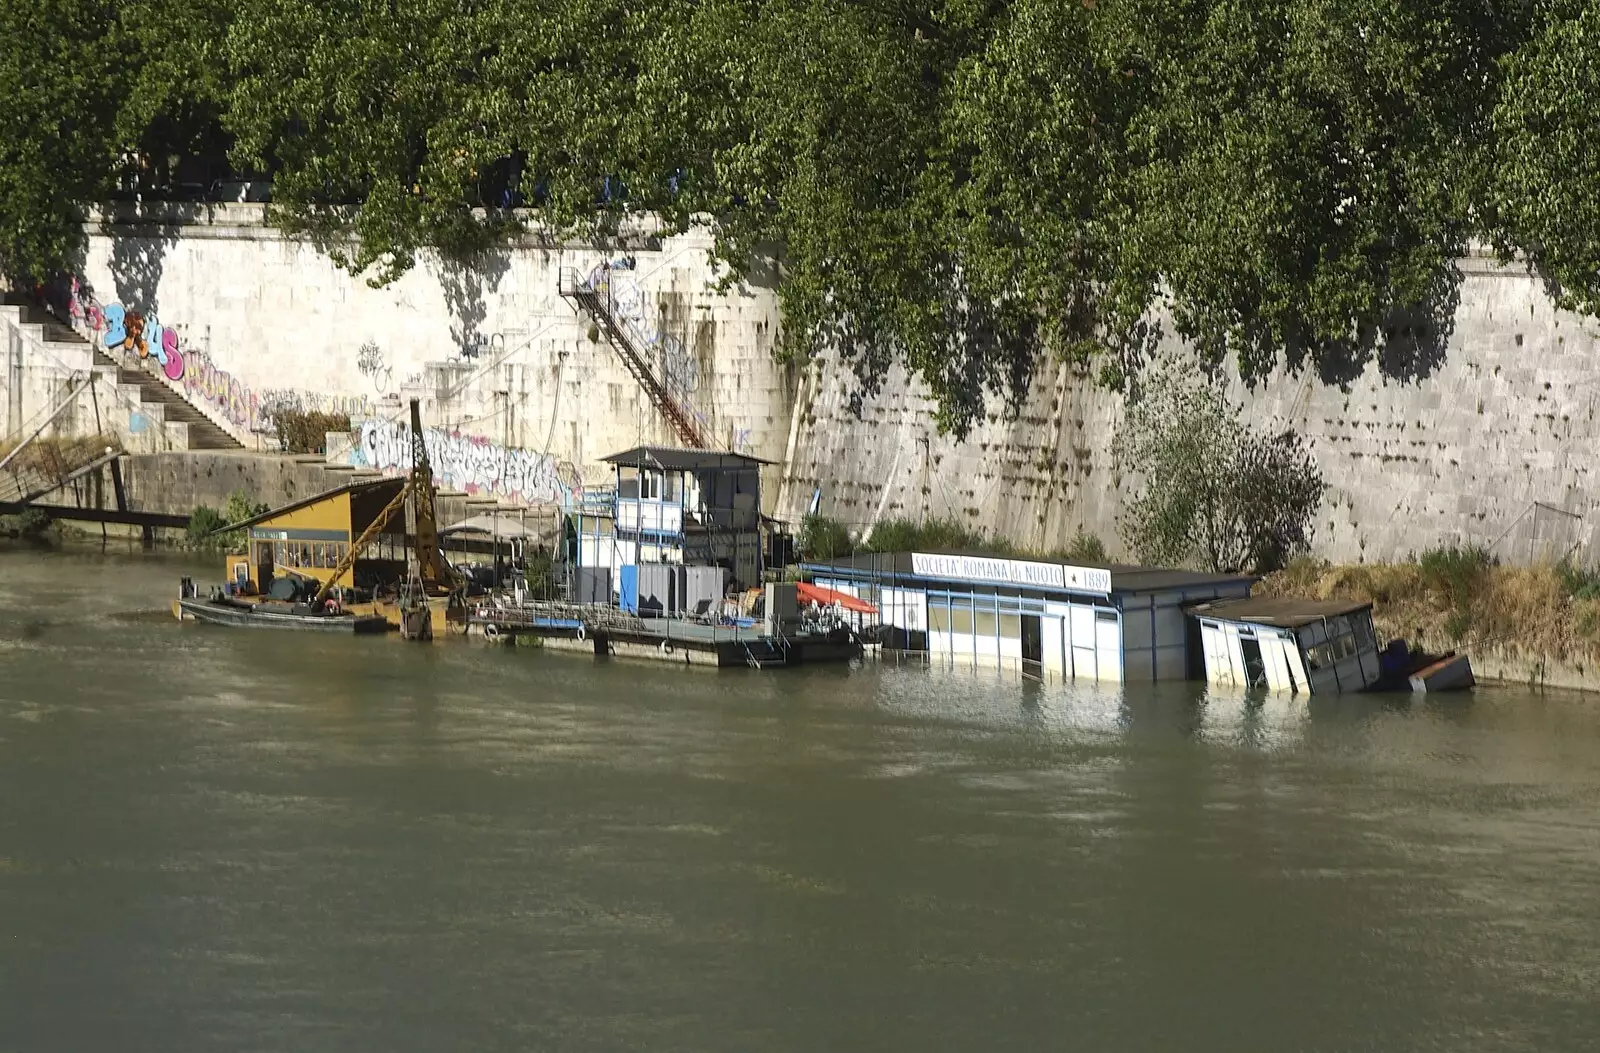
[221,478,409,595]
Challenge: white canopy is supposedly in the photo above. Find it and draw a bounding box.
[439,513,551,543]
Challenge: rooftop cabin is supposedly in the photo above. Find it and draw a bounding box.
[571,446,772,613]
[220,478,411,597]
[799,551,1255,682]
[1187,597,1382,694]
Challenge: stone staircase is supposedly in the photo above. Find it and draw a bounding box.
[96,349,241,449]
[2,294,241,451]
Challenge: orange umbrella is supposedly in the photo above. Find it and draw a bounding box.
[797,581,878,615]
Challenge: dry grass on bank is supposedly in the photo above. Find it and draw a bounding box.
[1257,552,1600,664]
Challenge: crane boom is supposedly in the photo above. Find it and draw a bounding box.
[309,398,459,611]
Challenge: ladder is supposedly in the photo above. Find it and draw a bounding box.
[558,266,709,449]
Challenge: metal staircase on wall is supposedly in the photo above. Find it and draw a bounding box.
[558,266,709,449]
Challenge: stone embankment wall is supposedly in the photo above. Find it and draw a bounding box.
[13,205,1600,567]
[778,255,1600,567]
[50,203,796,507]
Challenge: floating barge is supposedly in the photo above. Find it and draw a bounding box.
[467,590,865,669]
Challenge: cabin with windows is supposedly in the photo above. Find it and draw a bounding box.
[1187,597,1382,694]
[569,445,770,614]
[799,551,1254,681]
[218,478,410,596]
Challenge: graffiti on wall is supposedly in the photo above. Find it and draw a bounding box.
[354,419,580,506]
[101,303,185,381]
[356,341,393,392]
[53,277,188,382]
[179,354,381,435]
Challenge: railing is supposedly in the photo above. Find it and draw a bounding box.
[558,265,709,448]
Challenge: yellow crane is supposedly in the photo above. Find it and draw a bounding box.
[312,399,461,637]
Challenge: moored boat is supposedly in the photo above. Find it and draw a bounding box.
[174,587,391,634]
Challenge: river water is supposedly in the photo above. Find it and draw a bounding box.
[2,546,1598,1051]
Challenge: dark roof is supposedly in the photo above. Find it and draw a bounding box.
[600,445,773,471]
[216,476,404,533]
[1106,565,1256,593]
[1187,596,1373,628]
[800,551,1255,595]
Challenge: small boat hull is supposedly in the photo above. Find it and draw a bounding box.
[1409,653,1475,693]
[175,597,391,634]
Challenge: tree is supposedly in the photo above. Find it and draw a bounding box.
[16,0,1600,439]
[1489,0,1600,317]
[0,0,120,282]
[1115,369,1325,573]
[0,0,234,283]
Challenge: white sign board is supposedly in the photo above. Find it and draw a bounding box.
[1063,564,1113,595]
[911,552,1065,590]
[908,553,1113,595]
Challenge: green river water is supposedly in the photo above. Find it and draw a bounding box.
[2,546,1598,1051]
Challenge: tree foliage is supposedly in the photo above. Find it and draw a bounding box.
[1115,370,1325,573]
[5,1,1599,432]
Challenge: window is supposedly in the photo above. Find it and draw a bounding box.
[950,606,974,634]
[974,610,997,638]
[1353,615,1376,652]
[999,614,1021,639]
[928,605,951,632]
[640,471,661,500]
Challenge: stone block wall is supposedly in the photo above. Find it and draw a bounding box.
[61,205,796,510]
[778,256,1600,567]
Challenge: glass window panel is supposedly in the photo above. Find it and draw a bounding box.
[974,611,997,637]
[928,605,951,632]
[999,614,1021,639]
[950,606,973,634]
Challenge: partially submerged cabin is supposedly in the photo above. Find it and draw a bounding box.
[1187,597,1381,694]
[219,478,410,595]
[799,551,1254,682]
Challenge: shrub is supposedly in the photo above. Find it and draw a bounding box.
[1418,544,1492,602]
[863,516,998,554]
[799,513,852,561]
[1558,559,1600,600]
[1115,369,1325,573]
[1061,530,1108,563]
[186,491,266,551]
[525,546,556,599]
[187,505,228,547]
[270,410,351,454]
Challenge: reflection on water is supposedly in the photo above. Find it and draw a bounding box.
[2,545,1600,1052]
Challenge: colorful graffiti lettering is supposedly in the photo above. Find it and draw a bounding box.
[354,419,580,506]
[181,358,377,435]
[101,303,184,381]
[182,353,267,432]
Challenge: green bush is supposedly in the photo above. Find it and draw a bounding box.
[2,507,55,541]
[863,516,1000,554]
[524,546,556,599]
[187,505,227,547]
[1419,544,1492,599]
[187,491,266,551]
[799,513,852,561]
[1115,370,1324,573]
[1419,544,1492,635]
[1558,559,1600,600]
[1060,530,1108,563]
[270,410,352,454]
